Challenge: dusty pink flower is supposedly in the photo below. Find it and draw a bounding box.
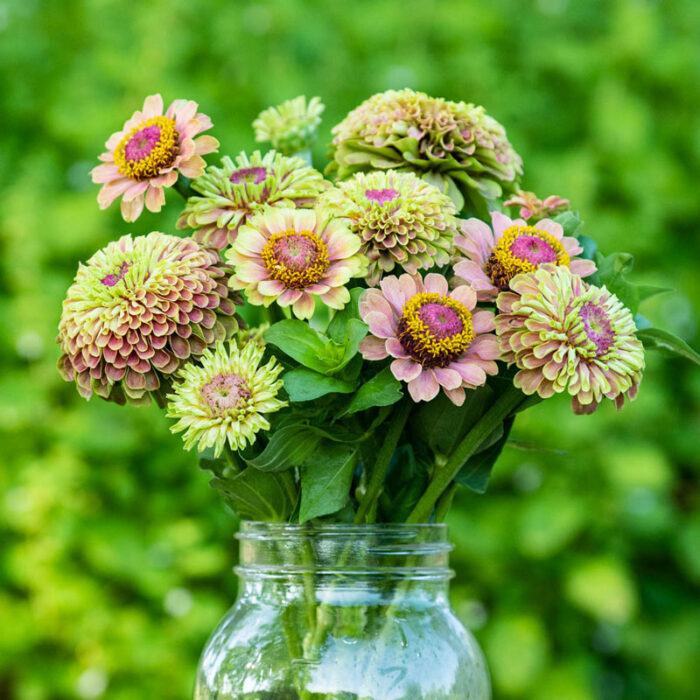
[496,265,644,414]
[91,94,219,222]
[453,211,596,302]
[359,273,499,405]
[503,190,570,222]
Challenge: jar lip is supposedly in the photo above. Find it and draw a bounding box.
[237,521,449,539]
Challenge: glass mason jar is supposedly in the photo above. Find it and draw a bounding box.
[194,522,490,699]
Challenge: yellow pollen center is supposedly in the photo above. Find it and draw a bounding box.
[261,230,330,289]
[485,225,570,290]
[114,116,180,181]
[397,292,475,368]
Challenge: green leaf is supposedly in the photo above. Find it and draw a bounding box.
[299,442,358,522]
[411,384,493,456]
[636,284,673,304]
[337,367,403,417]
[244,424,322,472]
[283,368,357,402]
[264,320,342,373]
[211,469,297,521]
[594,251,639,313]
[637,328,700,366]
[455,417,514,493]
[553,210,584,238]
[576,234,597,261]
[634,313,653,331]
[382,444,431,522]
[327,287,364,343]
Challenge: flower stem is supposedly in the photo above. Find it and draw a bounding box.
[354,398,412,524]
[406,386,524,523]
[173,174,195,200]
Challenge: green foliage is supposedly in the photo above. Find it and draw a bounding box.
[1,0,698,698]
[337,366,403,416]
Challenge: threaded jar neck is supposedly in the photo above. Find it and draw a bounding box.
[236,522,454,586]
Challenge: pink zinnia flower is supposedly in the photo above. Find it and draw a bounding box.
[453,211,596,302]
[359,273,499,405]
[226,208,367,319]
[91,94,219,222]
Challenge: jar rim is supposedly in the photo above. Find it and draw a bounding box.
[237,521,449,540]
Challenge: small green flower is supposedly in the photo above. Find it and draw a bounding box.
[177,150,328,250]
[167,340,287,456]
[253,96,325,155]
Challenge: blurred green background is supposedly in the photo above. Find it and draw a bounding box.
[1,0,699,698]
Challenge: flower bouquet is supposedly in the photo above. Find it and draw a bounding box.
[58,90,698,699]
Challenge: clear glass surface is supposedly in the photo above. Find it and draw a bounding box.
[194,522,490,699]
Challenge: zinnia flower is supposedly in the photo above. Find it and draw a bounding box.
[328,89,522,213]
[318,170,457,286]
[453,211,596,302]
[167,340,287,456]
[359,273,499,405]
[253,96,325,156]
[226,208,367,319]
[495,265,645,414]
[57,233,240,405]
[504,190,570,222]
[176,150,328,250]
[91,94,219,222]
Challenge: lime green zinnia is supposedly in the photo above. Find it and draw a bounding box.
[167,340,287,456]
[177,150,328,250]
[253,96,325,155]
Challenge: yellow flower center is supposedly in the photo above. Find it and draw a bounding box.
[397,293,474,368]
[261,230,330,289]
[114,116,180,181]
[485,225,570,291]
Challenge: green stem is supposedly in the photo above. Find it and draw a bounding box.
[354,398,412,524]
[406,386,524,523]
[173,174,195,200]
[434,482,457,523]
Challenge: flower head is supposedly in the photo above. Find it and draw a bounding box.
[253,96,325,155]
[504,190,570,222]
[57,233,240,405]
[359,273,499,405]
[176,150,328,250]
[91,94,219,222]
[329,89,522,212]
[167,340,287,456]
[318,171,457,286]
[495,265,645,414]
[453,211,596,302]
[226,208,367,319]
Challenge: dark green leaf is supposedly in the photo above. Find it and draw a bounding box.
[410,384,493,455]
[637,328,700,366]
[211,469,297,521]
[299,442,358,522]
[338,367,403,417]
[455,417,515,493]
[594,251,639,313]
[283,368,357,402]
[327,288,365,343]
[382,444,431,522]
[244,424,322,472]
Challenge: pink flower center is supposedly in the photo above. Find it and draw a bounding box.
[125,125,162,162]
[230,167,268,185]
[100,262,130,287]
[365,188,399,205]
[272,234,321,272]
[200,373,252,413]
[509,235,558,265]
[417,302,464,338]
[580,302,615,356]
